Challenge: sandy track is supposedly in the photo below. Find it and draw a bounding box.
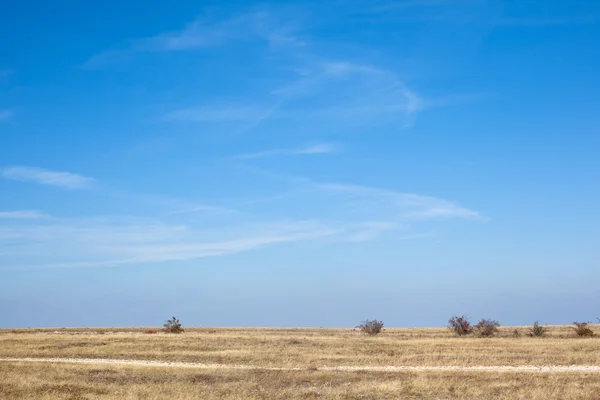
[1,357,599,373]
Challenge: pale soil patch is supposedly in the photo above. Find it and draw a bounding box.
[2,356,600,373]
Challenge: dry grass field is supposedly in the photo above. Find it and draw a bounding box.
[1,325,600,399]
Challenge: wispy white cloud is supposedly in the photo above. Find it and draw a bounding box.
[493,16,598,27]
[89,6,425,133]
[234,101,284,135]
[0,211,443,269]
[0,210,49,219]
[0,175,483,270]
[82,19,235,68]
[133,7,426,137]
[270,60,424,129]
[355,0,451,12]
[82,17,234,68]
[340,221,403,242]
[162,61,418,138]
[321,61,382,77]
[134,12,266,52]
[164,104,267,122]
[2,167,94,189]
[352,0,597,27]
[83,9,304,68]
[236,143,338,159]
[163,101,288,137]
[340,224,435,243]
[82,49,133,69]
[225,165,483,226]
[167,204,240,215]
[136,21,225,52]
[0,110,13,121]
[0,217,339,270]
[316,182,483,220]
[396,231,436,241]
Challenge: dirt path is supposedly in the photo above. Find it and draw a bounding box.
[1,357,599,373]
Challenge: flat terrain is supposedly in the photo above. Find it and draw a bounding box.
[1,326,600,399]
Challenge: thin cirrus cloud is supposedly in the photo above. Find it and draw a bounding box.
[236,143,338,159]
[167,204,241,216]
[273,61,423,115]
[0,210,49,219]
[0,177,482,270]
[316,182,483,220]
[85,0,579,68]
[0,218,341,270]
[1,166,94,189]
[82,19,228,68]
[164,104,266,122]
[134,12,264,52]
[162,102,286,137]
[87,7,425,133]
[349,0,597,26]
[83,9,297,68]
[0,211,443,270]
[492,16,598,26]
[164,60,424,135]
[268,61,424,130]
[340,221,403,243]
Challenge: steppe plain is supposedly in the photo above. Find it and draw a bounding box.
[1,325,600,399]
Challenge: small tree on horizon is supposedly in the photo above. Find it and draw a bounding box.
[473,319,500,337]
[448,315,473,336]
[163,317,184,334]
[529,321,546,337]
[572,322,594,337]
[357,320,384,336]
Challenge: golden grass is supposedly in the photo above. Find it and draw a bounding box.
[2,326,599,367]
[3,361,600,399]
[1,326,600,399]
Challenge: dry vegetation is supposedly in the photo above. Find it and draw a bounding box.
[1,325,600,399]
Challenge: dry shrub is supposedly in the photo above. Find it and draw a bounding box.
[529,321,546,337]
[163,317,184,334]
[144,330,158,334]
[473,319,500,337]
[448,315,472,336]
[572,322,594,337]
[357,320,384,336]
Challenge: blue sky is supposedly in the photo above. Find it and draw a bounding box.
[1,0,599,328]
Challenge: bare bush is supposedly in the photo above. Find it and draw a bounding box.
[357,320,384,336]
[572,322,594,337]
[473,319,500,337]
[163,317,184,334]
[448,315,472,336]
[512,328,521,338]
[529,321,546,337]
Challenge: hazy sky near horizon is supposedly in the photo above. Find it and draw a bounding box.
[1,0,599,328]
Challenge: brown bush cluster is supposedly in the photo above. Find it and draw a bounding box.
[357,320,384,336]
[572,322,594,337]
